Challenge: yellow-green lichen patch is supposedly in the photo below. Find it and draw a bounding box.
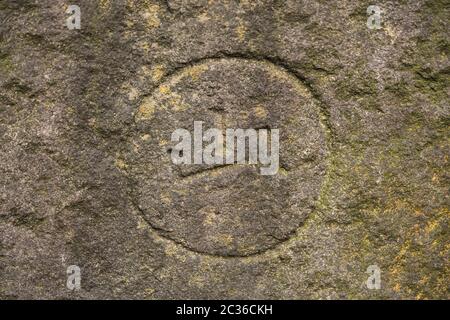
[136,97,157,121]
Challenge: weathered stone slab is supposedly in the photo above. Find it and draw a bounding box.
[0,0,448,299]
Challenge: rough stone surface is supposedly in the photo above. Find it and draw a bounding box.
[0,0,448,299]
[131,57,327,257]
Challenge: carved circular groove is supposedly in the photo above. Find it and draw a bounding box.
[130,58,327,257]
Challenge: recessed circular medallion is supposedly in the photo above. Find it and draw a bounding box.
[130,58,327,256]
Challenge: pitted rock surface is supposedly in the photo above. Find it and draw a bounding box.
[0,0,448,299]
